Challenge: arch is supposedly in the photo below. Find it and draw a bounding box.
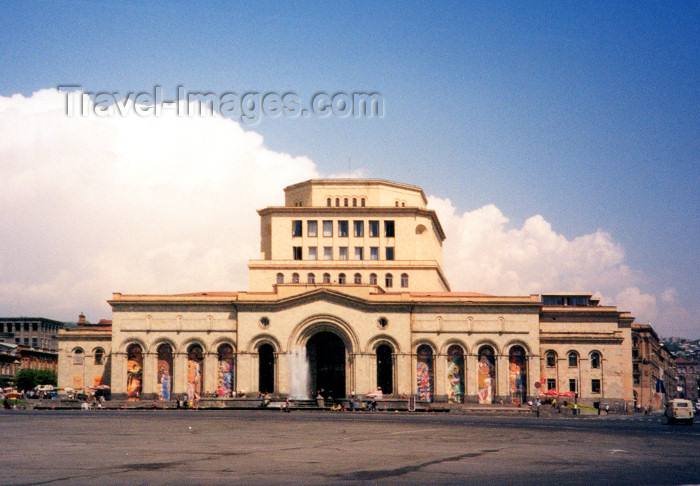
[276,272,284,284]
[446,344,465,403]
[590,350,602,369]
[338,273,346,284]
[352,197,357,207]
[354,273,362,284]
[361,198,366,207]
[322,273,331,284]
[366,334,401,354]
[93,347,105,365]
[477,344,496,404]
[416,344,434,402]
[326,197,331,207]
[157,342,174,400]
[508,345,527,404]
[567,350,579,367]
[504,340,531,355]
[126,343,143,400]
[472,339,501,355]
[248,334,282,354]
[545,350,558,367]
[148,337,177,354]
[385,273,393,288]
[288,314,359,354]
[180,338,208,355]
[292,273,299,284]
[439,339,468,356]
[186,343,205,399]
[72,347,84,365]
[307,272,315,284]
[369,273,377,285]
[119,338,148,354]
[400,273,409,288]
[344,197,349,206]
[335,197,340,207]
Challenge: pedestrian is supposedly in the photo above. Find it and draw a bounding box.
[283,398,290,413]
[605,404,610,414]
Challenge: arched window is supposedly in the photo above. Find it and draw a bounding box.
[400,273,409,288]
[292,273,299,284]
[546,351,557,368]
[591,352,601,369]
[568,351,578,367]
[338,273,346,284]
[354,273,362,284]
[276,273,284,284]
[477,345,496,404]
[416,345,434,402]
[217,343,235,397]
[446,345,465,403]
[258,343,275,393]
[307,273,315,284]
[187,344,204,398]
[385,273,393,288]
[73,347,84,365]
[323,273,331,284]
[377,344,393,395]
[94,347,104,365]
[509,346,527,404]
[361,198,366,207]
[369,273,377,285]
[126,343,143,400]
[344,198,348,206]
[157,343,173,400]
[335,198,340,207]
[326,197,331,207]
[352,198,357,207]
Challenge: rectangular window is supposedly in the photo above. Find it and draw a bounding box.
[293,246,302,260]
[323,220,333,237]
[32,323,38,331]
[385,247,395,260]
[547,379,556,390]
[632,349,638,358]
[370,247,379,260]
[353,221,364,237]
[591,379,601,394]
[339,247,348,260]
[32,338,37,347]
[569,379,577,393]
[369,220,379,237]
[546,354,556,367]
[384,220,395,237]
[292,220,302,237]
[354,247,363,260]
[308,247,317,260]
[24,323,29,331]
[307,220,317,237]
[24,338,29,345]
[323,247,333,260]
[15,323,20,331]
[338,220,349,237]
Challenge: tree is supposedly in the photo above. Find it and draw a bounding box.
[14,369,57,391]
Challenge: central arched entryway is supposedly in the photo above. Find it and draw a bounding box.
[306,331,346,399]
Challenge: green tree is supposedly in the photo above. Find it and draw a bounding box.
[14,369,57,391]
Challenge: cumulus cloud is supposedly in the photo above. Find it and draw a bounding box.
[429,196,666,326]
[0,89,692,337]
[0,89,318,321]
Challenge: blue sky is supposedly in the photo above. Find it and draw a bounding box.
[0,1,697,337]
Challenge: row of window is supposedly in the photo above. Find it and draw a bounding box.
[72,347,105,365]
[292,245,394,261]
[292,220,395,238]
[0,321,59,333]
[326,197,366,207]
[546,378,602,394]
[545,351,601,369]
[277,272,409,288]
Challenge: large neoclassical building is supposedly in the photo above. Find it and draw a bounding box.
[58,179,635,407]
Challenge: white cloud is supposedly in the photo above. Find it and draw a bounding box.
[0,89,318,321]
[0,89,694,338]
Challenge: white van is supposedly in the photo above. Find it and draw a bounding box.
[664,399,694,425]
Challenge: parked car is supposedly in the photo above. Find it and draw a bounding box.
[664,399,694,425]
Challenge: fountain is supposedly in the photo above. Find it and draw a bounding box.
[288,347,310,399]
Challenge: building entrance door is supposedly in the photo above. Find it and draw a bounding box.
[307,331,346,399]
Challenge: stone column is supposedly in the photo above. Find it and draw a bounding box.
[434,352,445,401]
[497,354,509,403]
[173,351,186,396]
[144,351,158,399]
[466,354,478,402]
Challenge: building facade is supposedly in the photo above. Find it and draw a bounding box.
[674,357,699,402]
[58,179,636,407]
[631,324,678,411]
[0,317,65,380]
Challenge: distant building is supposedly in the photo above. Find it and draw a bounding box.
[632,324,678,410]
[674,357,699,402]
[58,179,636,407]
[0,317,66,379]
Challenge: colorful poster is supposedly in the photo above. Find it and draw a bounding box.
[416,347,433,402]
[477,351,495,404]
[509,350,527,404]
[187,346,203,401]
[93,375,102,386]
[73,375,82,389]
[126,346,143,400]
[217,357,234,397]
[158,345,173,401]
[447,348,464,403]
